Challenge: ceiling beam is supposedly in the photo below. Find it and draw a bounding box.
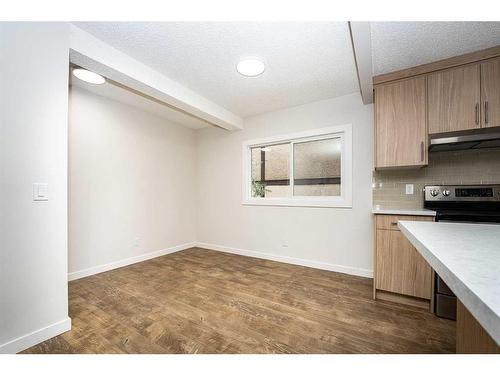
[348,22,373,104]
[69,24,243,131]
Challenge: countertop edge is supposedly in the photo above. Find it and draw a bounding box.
[372,208,436,216]
[398,221,500,345]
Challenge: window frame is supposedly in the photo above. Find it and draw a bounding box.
[242,124,353,208]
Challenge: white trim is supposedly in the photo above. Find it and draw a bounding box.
[196,242,373,278]
[242,124,353,208]
[242,125,351,147]
[0,317,71,354]
[68,242,196,281]
[348,22,374,104]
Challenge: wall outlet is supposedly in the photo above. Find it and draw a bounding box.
[133,236,140,247]
[405,184,414,195]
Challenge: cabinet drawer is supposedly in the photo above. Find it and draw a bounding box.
[375,214,433,230]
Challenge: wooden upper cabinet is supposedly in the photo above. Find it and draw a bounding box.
[373,46,500,169]
[428,64,481,134]
[481,57,500,129]
[375,76,427,169]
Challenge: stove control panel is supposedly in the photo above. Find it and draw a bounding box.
[424,185,500,202]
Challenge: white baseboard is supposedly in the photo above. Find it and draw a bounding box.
[68,240,371,280]
[195,242,373,278]
[0,317,71,354]
[68,242,196,281]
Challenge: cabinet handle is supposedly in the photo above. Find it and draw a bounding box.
[475,103,480,125]
[420,141,424,162]
[485,101,489,125]
[390,222,398,226]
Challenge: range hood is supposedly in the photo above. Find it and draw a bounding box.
[429,130,500,152]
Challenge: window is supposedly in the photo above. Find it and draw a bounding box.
[242,124,352,208]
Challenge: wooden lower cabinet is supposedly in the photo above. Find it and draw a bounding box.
[456,300,500,354]
[374,214,433,308]
[376,229,432,299]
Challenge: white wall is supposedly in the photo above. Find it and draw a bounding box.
[0,24,372,354]
[68,86,197,278]
[0,23,71,353]
[196,93,374,276]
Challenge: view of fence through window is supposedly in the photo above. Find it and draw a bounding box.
[250,137,341,198]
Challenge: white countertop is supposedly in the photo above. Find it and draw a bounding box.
[398,221,500,345]
[372,207,436,216]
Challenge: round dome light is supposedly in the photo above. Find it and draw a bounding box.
[236,58,265,77]
[72,68,106,85]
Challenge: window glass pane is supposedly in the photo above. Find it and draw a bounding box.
[293,137,341,196]
[250,143,291,198]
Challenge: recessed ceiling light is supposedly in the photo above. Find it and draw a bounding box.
[236,58,265,77]
[72,68,106,85]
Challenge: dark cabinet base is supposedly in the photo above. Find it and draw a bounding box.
[435,294,457,320]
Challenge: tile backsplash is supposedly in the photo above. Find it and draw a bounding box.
[373,148,500,209]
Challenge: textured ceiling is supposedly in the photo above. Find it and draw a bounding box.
[73,22,359,117]
[70,73,208,129]
[371,22,500,75]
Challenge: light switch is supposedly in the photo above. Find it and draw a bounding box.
[405,184,414,195]
[33,183,49,201]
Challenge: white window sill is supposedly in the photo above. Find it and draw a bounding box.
[242,198,352,208]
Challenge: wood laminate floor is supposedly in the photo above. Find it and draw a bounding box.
[23,248,455,354]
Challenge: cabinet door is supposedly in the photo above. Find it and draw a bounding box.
[428,64,481,134]
[481,58,500,129]
[375,77,427,168]
[376,229,432,299]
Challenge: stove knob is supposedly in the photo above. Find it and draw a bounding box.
[442,189,451,197]
[430,189,440,197]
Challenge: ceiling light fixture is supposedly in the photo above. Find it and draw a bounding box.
[236,57,265,77]
[72,68,106,85]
